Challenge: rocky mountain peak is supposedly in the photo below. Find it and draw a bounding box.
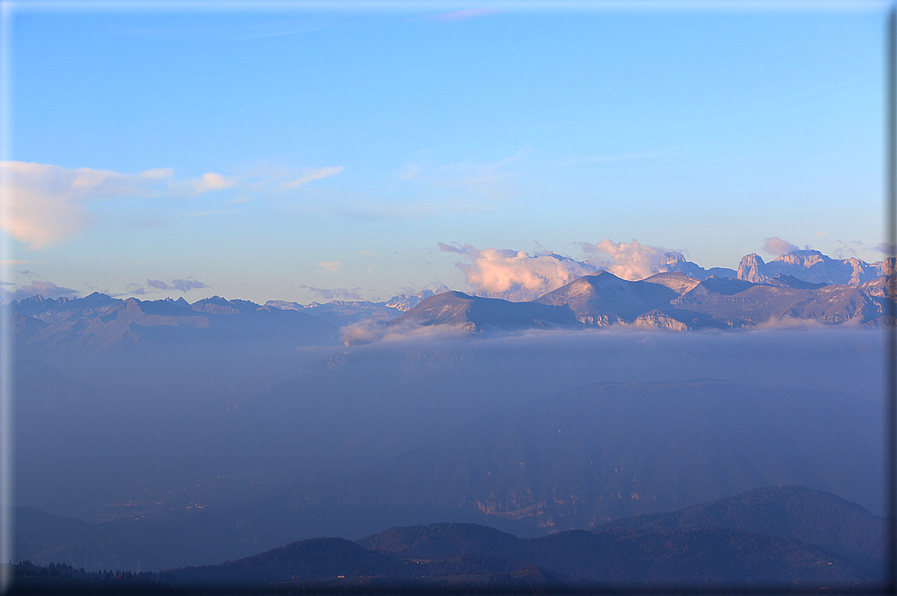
[736,253,767,283]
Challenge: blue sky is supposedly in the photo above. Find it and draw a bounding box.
[0,1,889,304]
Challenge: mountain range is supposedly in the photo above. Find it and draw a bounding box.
[14,485,889,591]
[8,250,896,354]
[387,269,894,337]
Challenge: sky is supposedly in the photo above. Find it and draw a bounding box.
[0,1,890,304]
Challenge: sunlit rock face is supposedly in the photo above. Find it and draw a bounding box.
[737,250,887,286]
[737,253,767,284]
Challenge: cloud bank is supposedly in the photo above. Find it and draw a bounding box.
[440,243,600,301]
[581,239,689,281]
[441,239,719,301]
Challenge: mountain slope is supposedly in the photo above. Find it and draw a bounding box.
[737,250,891,285]
[597,484,888,576]
[358,484,886,588]
[305,380,883,536]
[11,293,341,354]
[390,290,579,331]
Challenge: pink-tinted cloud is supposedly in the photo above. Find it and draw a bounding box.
[581,239,685,280]
[440,243,599,301]
[763,237,799,256]
[318,261,342,272]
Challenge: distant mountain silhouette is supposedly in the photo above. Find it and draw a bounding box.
[597,484,888,578]
[383,271,895,333]
[295,379,882,537]
[11,293,340,354]
[737,250,892,286]
[389,290,578,332]
[358,485,888,588]
[9,250,897,352]
[15,507,162,573]
[16,485,887,590]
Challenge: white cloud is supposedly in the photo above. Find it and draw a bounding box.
[318,261,342,272]
[166,171,239,196]
[0,160,344,249]
[0,161,245,248]
[399,148,529,200]
[140,167,174,180]
[581,239,686,281]
[191,172,238,195]
[441,243,599,301]
[283,166,344,189]
[0,161,173,249]
[763,236,800,257]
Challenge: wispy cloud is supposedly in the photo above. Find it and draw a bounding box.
[399,147,529,200]
[1,160,345,249]
[283,166,345,189]
[190,172,239,195]
[336,197,486,221]
[4,280,79,301]
[437,241,468,254]
[876,243,896,256]
[298,284,362,301]
[0,161,171,249]
[145,278,209,292]
[318,261,342,272]
[556,150,663,168]
[342,318,472,346]
[420,8,501,22]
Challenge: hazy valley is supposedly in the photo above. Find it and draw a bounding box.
[7,247,893,591]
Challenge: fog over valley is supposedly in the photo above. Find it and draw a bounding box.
[3,7,891,589]
[9,246,892,587]
[12,321,888,570]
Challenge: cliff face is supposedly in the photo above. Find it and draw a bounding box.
[736,253,767,283]
[737,250,887,286]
